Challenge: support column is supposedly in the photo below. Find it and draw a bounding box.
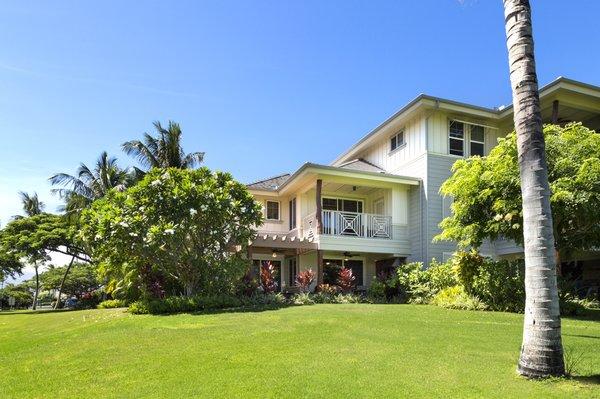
[315,179,323,234]
[317,249,324,286]
[551,100,559,124]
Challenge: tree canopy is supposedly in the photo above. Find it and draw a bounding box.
[437,123,600,259]
[81,167,262,297]
[40,262,100,299]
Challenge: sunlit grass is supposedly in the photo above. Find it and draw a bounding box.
[0,305,598,398]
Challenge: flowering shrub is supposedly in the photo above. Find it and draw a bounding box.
[295,269,315,293]
[81,167,263,298]
[316,284,339,295]
[337,267,355,293]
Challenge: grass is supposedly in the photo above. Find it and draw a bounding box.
[0,305,599,398]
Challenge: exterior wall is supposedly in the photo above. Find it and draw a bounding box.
[253,193,291,234]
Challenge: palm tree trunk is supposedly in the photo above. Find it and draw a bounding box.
[32,263,39,311]
[503,0,564,377]
[54,256,75,309]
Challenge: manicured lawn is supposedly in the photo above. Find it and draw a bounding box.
[0,305,598,398]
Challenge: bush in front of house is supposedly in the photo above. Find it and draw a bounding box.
[98,299,128,309]
[430,285,488,311]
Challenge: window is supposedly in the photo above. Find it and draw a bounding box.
[390,130,405,152]
[470,125,485,156]
[287,257,297,286]
[322,197,363,213]
[448,120,486,157]
[266,201,280,220]
[289,198,297,229]
[449,121,465,156]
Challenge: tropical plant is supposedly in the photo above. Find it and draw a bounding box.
[49,151,128,215]
[502,0,564,377]
[295,269,315,293]
[336,267,355,293]
[13,191,45,219]
[81,167,263,297]
[122,120,204,173]
[260,262,278,294]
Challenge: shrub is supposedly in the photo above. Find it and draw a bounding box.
[98,299,128,309]
[451,250,485,294]
[316,284,339,295]
[367,280,386,300]
[431,286,488,311]
[237,271,260,297]
[295,269,315,293]
[291,292,315,305]
[332,293,365,304]
[470,258,525,312]
[76,290,103,309]
[260,262,278,294]
[337,268,355,293]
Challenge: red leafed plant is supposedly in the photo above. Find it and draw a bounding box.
[337,267,355,293]
[260,261,278,294]
[295,268,315,293]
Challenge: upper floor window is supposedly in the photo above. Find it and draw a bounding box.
[266,201,280,220]
[390,130,405,152]
[470,125,485,156]
[289,198,297,229]
[449,120,485,157]
[449,121,465,156]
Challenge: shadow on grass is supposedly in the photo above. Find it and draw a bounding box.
[569,374,600,385]
[0,308,84,316]
[152,304,293,317]
[563,308,600,322]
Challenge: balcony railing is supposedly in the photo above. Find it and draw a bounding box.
[302,211,392,239]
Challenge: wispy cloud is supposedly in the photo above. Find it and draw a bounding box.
[0,61,201,98]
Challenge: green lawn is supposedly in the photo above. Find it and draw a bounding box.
[1,305,599,398]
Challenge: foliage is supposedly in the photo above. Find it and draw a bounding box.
[122,120,204,172]
[128,293,287,315]
[81,167,263,297]
[396,261,457,304]
[0,253,24,280]
[451,250,485,294]
[98,299,128,309]
[295,269,315,293]
[236,270,260,297]
[336,267,355,293]
[49,151,129,215]
[40,262,100,299]
[316,283,339,295]
[366,279,387,300]
[15,191,45,218]
[470,258,525,312]
[0,283,33,308]
[259,261,278,294]
[291,292,315,305]
[437,124,600,259]
[430,286,488,311]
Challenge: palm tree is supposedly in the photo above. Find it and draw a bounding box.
[49,151,128,215]
[503,0,564,377]
[122,120,204,172]
[16,192,45,218]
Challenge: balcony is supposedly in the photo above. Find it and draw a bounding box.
[303,211,392,240]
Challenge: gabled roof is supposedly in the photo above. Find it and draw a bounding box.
[337,158,385,173]
[247,173,290,191]
[331,76,600,165]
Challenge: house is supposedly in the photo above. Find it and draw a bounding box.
[247,77,600,292]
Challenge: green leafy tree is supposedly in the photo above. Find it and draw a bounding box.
[122,120,204,173]
[81,167,262,297]
[13,191,45,219]
[41,262,100,299]
[0,213,90,309]
[0,283,33,309]
[437,123,600,263]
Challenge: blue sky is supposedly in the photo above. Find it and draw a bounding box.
[1,0,599,226]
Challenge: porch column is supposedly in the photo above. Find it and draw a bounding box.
[551,100,559,124]
[317,249,324,286]
[315,179,323,234]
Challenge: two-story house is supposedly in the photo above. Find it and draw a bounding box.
[247,77,600,292]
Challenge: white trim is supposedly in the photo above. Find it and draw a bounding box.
[265,200,280,221]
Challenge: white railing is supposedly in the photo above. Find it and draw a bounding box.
[302,212,317,240]
[321,210,392,239]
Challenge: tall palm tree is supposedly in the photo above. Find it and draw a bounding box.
[122,120,204,172]
[17,192,45,217]
[49,151,128,215]
[503,0,564,377]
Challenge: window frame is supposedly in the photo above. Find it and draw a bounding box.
[390,129,406,152]
[448,120,465,157]
[265,200,280,221]
[322,197,364,213]
[289,197,297,230]
[469,125,485,157]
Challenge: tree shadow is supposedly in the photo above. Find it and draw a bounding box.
[154,304,293,317]
[569,374,600,385]
[563,308,600,322]
[0,308,81,316]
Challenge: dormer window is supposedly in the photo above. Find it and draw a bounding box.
[390,130,405,152]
